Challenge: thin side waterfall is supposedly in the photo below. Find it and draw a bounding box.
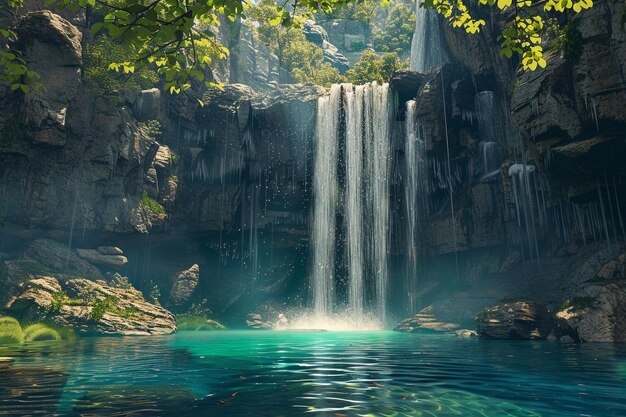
[404,100,429,313]
[345,84,365,316]
[311,84,341,317]
[475,91,501,178]
[410,3,449,72]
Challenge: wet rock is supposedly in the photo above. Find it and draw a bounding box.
[394,306,461,333]
[23,240,102,279]
[134,88,161,121]
[555,281,626,343]
[169,264,200,307]
[205,319,226,330]
[246,313,272,330]
[476,301,554,340]
[6,276,176,335]
[97,246,124,256]
[455,329,478,337]
[76,249,128,269]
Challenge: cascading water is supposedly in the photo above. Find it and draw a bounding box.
[308,82,392,328]
[345,84,366,317]
[475,91,501,178]
[404,100,429,313]
[410,2,449,73]
[310,84,341,318]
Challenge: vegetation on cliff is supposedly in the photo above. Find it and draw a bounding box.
[0,0,599,94]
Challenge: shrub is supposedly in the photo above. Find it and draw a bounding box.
[557,296,596,312]
[89,296,119,322]
[141,191,166,215]
[552,20,583,63]
[0,319,24,345]
[344,50,405,84]
[23,324,62,342]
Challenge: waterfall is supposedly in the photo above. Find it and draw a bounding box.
[404,100,429,313]
[370,83,392,322]
[310,82,392,325]
[410,3,449,73]
[311,84,341,317]
[345,84,365,316]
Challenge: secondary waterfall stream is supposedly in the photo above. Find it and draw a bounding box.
[310,82,392,326]
[410,2,449,72]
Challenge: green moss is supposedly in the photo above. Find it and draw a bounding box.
[23,324,62,342]
[141,191,166,215]
[557,296,596,312]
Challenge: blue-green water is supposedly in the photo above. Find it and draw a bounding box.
[1,330,626,416]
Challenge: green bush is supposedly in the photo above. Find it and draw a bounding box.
[344,50,405,84]
[141,191,166,215]
[557,296,596,312]
[89,296,119,322]
[23,324,62,342]
[0,319,24,345]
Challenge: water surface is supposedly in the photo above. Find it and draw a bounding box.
[1,330,625,416]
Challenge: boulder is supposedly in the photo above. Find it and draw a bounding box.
[97,246,124,256]
[394,306,461,333]
[169,264,200,307]
[23,239,102,278]
[555,281,626,343]
[6,276,176,335]
[76,249,128,269]
[476,301,554,340]
[134,88,161,121]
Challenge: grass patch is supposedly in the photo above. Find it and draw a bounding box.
[23,324,61,342]
[557,296,596,312]
[141,191,165,215]
[0,316,71,346]
[89,296,140,322]
[48,291,87,313]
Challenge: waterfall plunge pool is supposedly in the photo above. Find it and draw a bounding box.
[1,330,625,416]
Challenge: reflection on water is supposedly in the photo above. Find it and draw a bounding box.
[1,331,625,416]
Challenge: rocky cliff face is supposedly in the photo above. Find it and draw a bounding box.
[1,3,626,338]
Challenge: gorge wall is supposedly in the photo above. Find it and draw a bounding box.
[1,1,626,336]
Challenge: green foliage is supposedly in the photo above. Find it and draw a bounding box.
[138,120,162,139]
[83,35,160,101]
[325,0,379,22]
[0,27,42,93]
[22,324,62,342]
[557,296,596,312]
[0,316,70,345]
[552,20,584,63]
[350,40,367,52]
[48,291,86,313]
[425,0,593,71]
[0,317,24,345]
[89,295,120,322]
[247,0,344,87]
[344,50,405,84]
[371,3,415,54]
[141,191,166,215]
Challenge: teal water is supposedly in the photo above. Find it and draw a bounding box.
[1,330,626,416]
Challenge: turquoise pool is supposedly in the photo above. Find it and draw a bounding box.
[1,330,625,416]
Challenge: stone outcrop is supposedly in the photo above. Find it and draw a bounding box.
[23,239,102,278]
[5,276,176,335]
[169,264,200,307]
[319,19,370,67]
[245,313,272,329]
[476,301,554,340]
[394,306,461,333]
[76,249,128,269]
[303,20,351,73]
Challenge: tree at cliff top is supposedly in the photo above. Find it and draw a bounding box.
[0,0,597,94]
[246,0,343,86]
[344,50,405,84]
[371,3,415,55]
